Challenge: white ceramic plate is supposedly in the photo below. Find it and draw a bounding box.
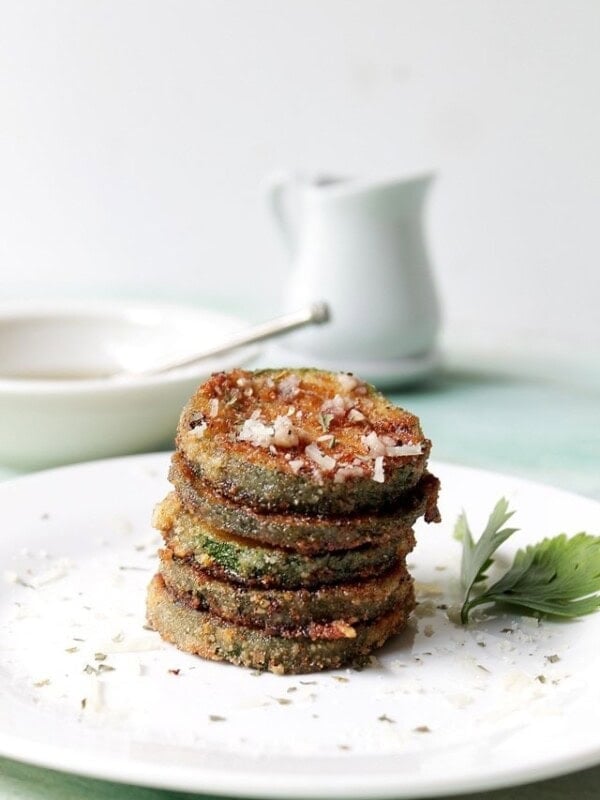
[1,454,599,798]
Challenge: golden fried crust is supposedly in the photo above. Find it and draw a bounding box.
[146,573,414,674]
[158,551,414,632]
[168,451,440,553]
[154,492,415,588]
[176,369,430,514]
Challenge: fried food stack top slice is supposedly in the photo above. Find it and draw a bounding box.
[177,368,431,515]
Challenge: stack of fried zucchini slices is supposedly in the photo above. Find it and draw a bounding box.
[147,368,440,674]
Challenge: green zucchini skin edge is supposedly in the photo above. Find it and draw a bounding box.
[169,453,440,554]
[147,573,414,675]
[159,552,414,631]
[182,446,429,516]
[158,494,415,588]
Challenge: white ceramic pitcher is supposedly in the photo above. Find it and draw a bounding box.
[265,172,441,385]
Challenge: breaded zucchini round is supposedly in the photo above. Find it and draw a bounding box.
[146,573,414,674]
[176,369,430,514]
[159,550,413,632]
[169,452,440,554]
[154,492,414,588]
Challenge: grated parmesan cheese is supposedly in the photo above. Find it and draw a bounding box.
[320,394,355,418]
[305,443,336,472]
[190,421,207,439]
[238,415,299,449]
[278,374,300,399]
[317,433,335,443]
[385,443,422,457]
[361,431,422,458]
[361,431,386,457]
[347,408,365,423]
[238,418,274,448]
[272,415,300,448]
[337,373,359,393]
[333,465,365,484]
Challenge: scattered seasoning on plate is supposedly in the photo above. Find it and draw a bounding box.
[119,566,150,572]
[84,663,115,676]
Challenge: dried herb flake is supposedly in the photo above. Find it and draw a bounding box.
[318,412,334,432]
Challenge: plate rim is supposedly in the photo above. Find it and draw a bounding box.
[1,726,600,800]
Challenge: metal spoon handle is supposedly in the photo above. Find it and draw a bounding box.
[136,301,330,376]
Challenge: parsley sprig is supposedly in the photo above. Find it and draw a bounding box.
[454,498,600,623]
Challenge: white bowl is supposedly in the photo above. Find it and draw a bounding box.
[0,300,257,469]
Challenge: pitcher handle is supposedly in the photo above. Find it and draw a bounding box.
[264,170,301,255]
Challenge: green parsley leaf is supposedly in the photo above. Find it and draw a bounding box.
[465,533,600,619]
[318,412,334,433]
[454,498,518,623]
[456,501,600,623]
